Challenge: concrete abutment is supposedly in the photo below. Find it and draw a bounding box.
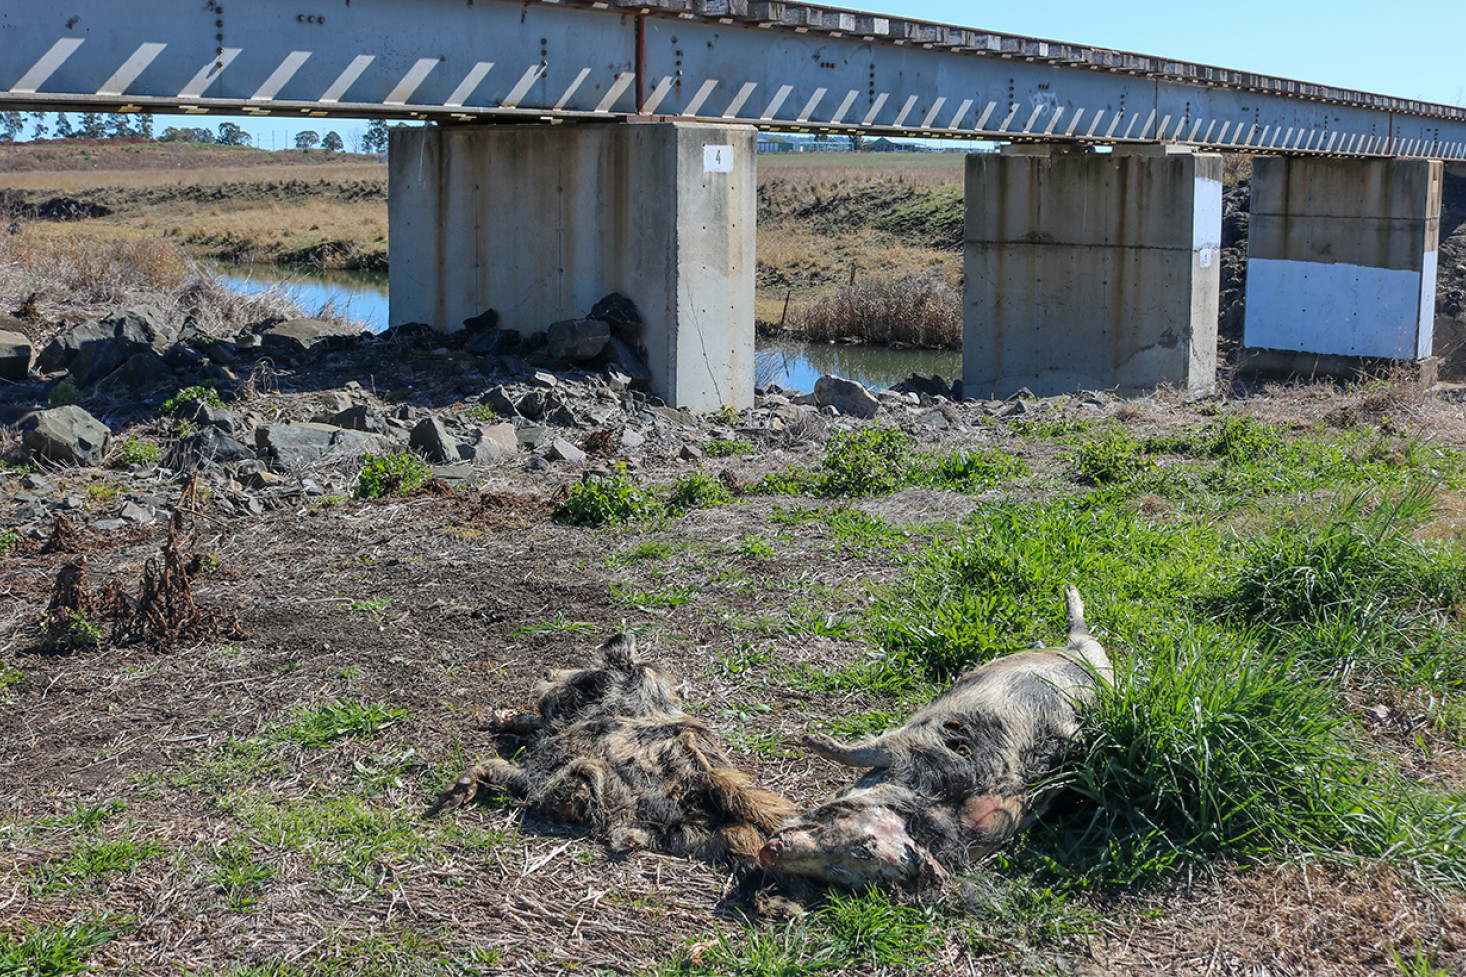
[1241,155,1441,379]
[962,146,1223,399]
[388,121,756,412]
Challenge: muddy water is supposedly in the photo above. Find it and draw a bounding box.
[215,264,961,393]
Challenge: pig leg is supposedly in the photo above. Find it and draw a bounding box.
[1062,585,1113,684]
[800,731,897,768]
[425,758,531,818]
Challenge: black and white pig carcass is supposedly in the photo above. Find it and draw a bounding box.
[428,633,795,868]
[759,586,1112,887]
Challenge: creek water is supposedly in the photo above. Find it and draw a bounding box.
[216,263,961,393]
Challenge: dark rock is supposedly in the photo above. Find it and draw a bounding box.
[21,405,111,465]
[814,375,880,419]
[107,349,175,388]
[37,319,109,373]
[255,423,385,469]
[204,342,237,365]
[548,318,611,362]
[183,400,237,431]
[897,372,953,399]
[163,343,209,372]
[600,337,653,385]
[0,329,32,382]
[679,444,703,461]
[380,321,436,345]
[330,405,387,433]
[167,428,255,470]
[589,292,643,342]
[258,318,362,354]
[68,339,129,387]
[468,328,518,357]
[108,306,178,349]
[514,424,550,449]
[524,456,550,472]
[462,308,500,332]
[547,405,582,427]
[482,385,519,416]
[409,416,461,464]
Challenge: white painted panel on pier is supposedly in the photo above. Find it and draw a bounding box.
[1193,176,1222,251]
[1245,257,1429,358]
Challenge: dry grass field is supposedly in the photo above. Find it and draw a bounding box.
[0,142,963,313]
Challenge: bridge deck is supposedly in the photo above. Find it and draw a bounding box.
[4,0,1465,159]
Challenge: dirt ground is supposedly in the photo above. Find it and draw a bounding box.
[6,372,1466,975]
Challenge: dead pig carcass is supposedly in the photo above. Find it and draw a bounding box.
[759,586,1112,887]
[429,633,794,867]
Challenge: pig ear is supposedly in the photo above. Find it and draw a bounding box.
[959,795,1026,841]
[600,632,638,668]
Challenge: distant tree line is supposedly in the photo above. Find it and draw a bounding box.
[0,111,394,153]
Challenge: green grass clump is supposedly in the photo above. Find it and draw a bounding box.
[1070,429,1152,485]
[280,699,407,747]
[916,446,1027,492]
[559,467,660,526]
[159,383,224,416]
[821,425,918,497]
[1037,632,1358,885]
[463,402,498,422]
[666,471,734,512]
[0,918,118,976]
[0,527,20,556]
[1223,486,1455,628]
[40,837,164,888]
[206,839,277,911]
[113,437,162,467]
[355,451,431,499]
[707,438,754,457]
[868,498,1217,679]
[47,379,86,407]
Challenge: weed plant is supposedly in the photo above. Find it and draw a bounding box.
[112,437,162,467]
[559,466,660,526]
[280,699,406,747]
[355,451,430,499]
[159,383,224,416]
[707,438,754,457]
[666,471,734,512]
[37,608,103,653]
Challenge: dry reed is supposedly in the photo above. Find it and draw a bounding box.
[786,274,962,348]
[0,229,311,339]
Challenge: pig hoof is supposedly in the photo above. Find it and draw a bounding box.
[424,774,478,818]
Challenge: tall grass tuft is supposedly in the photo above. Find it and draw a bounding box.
[0,231,315,339]
[789,274,961,348]
[1036,630,1361,885]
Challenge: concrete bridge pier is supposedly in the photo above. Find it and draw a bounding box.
[963,145,1223,399]
[388,121,757,412]
[1241,156,1441,378]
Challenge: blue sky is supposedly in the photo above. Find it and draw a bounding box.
[100,0,1466,148]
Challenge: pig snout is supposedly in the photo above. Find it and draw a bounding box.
[758,809,941,886]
